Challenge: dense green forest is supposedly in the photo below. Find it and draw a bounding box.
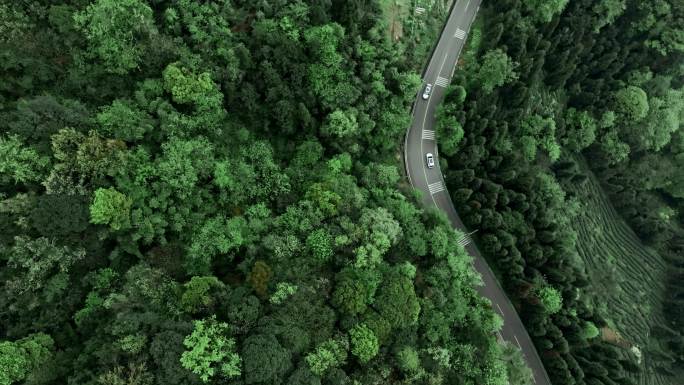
[437,1,684,385]
[3,1,683,385]
[0,1,536,385]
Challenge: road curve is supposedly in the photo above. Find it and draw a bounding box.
[403,1,552,384]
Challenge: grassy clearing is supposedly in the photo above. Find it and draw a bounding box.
[565,155,676,385]
[379,0,408,41]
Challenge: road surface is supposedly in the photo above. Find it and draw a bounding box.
[403,1,552,384]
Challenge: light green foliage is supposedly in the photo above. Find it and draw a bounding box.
[429,226,453,259]
[167,0,241,79]
[74,0,154,74]
[349,323,379,363]
[96,99,153,141]
[327,152,352,175]
[476,49,519,93]
[501,343,533,385]
[305,339,348,376]
[187,216,246,275]
[524,0,569,23]
[360,163,400,189]
[396,346,420,373]
[321,109,359,138]
[304,23,359,109]
[0,341,27,385]
[181,276,223,314]
[535,286,563,314]
[354,207,402,267]
[304,23,343,66]
[162,63,223,111]
[592,0,627,32]
[426,346,451,369]
[437,114,465,156]
[0,4,32,44]
[305,183,341,217]
[47,128,125,194]
[483,355,509,385]
[332,267,381,316]
[398,72,422,102]
[598,110,616,129]
[448,343,480,378]
[518,115,560,161]
[118,333,147,354]
[375,269,420,329]
[0,333,54,385]
[270,282,298,305]
[562,108,597,152]
[5,236,85,298]
[74,292,105,327]
[614,85,649,121]
[213,142,290,204]
[156,137,215,199]
[579,321,600,340]
[306,229,334,263]
[96,363,153,385]
[535,173,570,226]
[110,263,181,316]
[0,135,49,184]
[397,261,417,279]
[599,129,631,164]
[633,87,684,151]
[90,187,132,230]
[635,1,684,55]
[180,317,241,382]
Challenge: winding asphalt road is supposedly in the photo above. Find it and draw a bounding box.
[403,1,552,384]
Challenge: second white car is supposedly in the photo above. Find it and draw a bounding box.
[426,153,435,168]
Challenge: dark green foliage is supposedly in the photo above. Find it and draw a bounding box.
[373,267,420,329]
[332,267,381,316]
[242,334,292,384]
[30,194,90,237]
[438,0,684,384]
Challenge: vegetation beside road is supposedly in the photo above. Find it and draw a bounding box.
[436,1,684,385]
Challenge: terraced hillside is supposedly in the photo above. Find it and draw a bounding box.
[565,156,675,385]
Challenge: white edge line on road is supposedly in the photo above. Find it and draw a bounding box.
[465,0,471,10]
[514,335,522,348]
[496,303,504,315]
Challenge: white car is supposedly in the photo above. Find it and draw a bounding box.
[422,83,433,100]
[426,153,435,168]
